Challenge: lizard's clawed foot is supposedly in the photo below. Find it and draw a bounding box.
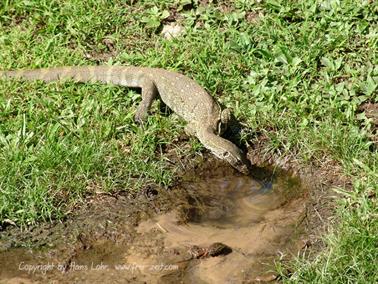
[134,112,148,125]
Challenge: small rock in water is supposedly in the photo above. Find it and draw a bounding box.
[207,242,232,257]
[188,242,232,259]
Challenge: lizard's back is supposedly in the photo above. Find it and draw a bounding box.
[0,66,220,124]
[148,68,220,123]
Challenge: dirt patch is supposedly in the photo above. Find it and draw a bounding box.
[0,156,315,283]
[245,11,263,24]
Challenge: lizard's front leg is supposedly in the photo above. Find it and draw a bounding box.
[134,79,159,124]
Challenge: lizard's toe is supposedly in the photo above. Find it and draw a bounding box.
[134,113,147,125]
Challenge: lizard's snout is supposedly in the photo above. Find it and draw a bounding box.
[224,151,250,175]
[238,164,250,175]
[233,160,250,175]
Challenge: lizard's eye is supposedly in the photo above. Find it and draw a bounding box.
[223,152,230,158]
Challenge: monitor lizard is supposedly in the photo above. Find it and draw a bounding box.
[0,66,250,174]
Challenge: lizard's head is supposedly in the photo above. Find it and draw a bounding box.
[216,108,231,135]
[206,135,250,175]
[218,144,250,175]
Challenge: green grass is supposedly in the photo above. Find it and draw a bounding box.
[0,0,377,282]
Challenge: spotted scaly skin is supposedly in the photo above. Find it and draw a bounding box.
[0,66,250,174]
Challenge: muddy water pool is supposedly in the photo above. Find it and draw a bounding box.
[0,162,308,283]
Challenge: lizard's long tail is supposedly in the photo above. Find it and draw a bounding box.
[0,66,139,86]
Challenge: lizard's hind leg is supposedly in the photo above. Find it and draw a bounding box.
[134,80,159,124]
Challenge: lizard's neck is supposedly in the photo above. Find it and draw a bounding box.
[197,128,238,159]
[196,127,224,150]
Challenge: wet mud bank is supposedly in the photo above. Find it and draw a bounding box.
[0,159,314,283]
